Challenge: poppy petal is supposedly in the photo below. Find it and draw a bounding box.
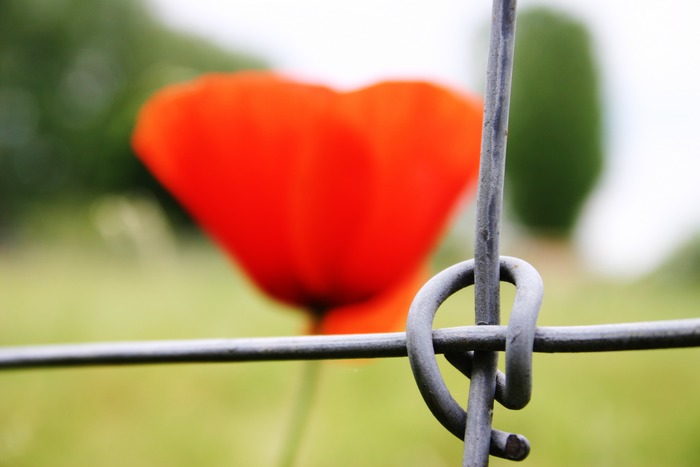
[330,82,482,299]
[317,266,427,335]
[132,71,483,334]
[133,73,338,306]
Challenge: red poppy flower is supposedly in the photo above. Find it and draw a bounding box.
[132,71,482,334]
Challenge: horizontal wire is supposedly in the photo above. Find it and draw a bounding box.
[1,318,699,370]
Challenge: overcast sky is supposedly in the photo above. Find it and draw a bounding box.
[147,0,700,278]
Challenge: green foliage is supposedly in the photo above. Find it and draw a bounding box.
[0,0,265,228]
[506,7,603,236]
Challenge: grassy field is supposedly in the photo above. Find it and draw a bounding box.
[1,215,699,466]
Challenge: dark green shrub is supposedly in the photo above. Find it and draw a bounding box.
[506,7,603,236]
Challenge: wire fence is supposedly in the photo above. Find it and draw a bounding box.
[2,317,699,369]
[2,0,700,466]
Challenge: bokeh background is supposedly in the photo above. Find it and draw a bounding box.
[2,1,699,466]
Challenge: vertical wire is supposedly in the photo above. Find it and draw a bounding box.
[466,0,518,465]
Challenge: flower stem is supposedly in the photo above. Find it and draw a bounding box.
[276,358,323,467]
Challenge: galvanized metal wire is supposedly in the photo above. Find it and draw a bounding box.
[2,318,699,369]
[407,257,543,461]
[469,0,519,463]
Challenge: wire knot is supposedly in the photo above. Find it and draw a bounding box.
[405,256,543,461]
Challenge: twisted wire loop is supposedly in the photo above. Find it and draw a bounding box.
[406,257,543,461]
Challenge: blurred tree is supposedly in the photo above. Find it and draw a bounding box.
[506,7,603,236]
[0,0,265,228]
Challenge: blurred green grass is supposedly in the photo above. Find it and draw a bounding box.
[2,214,700,466]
